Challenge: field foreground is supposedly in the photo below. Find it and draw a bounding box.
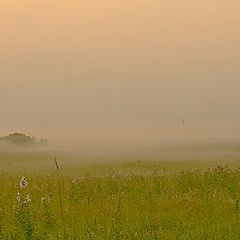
[1,150,240,239]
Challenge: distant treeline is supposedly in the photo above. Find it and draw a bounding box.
[0,132,49,146]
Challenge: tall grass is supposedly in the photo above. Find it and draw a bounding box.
[55,158,66,239]
[1,156,240,239]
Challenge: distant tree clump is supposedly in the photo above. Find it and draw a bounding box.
[40,139,48,145]
[0,132,49,146]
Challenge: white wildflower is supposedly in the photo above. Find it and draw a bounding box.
[16,192,21,204]
[25,195,31,203]
[41,197,51,204]
[16,196,21,204]
[22,195,31,205]
[19,176,28,189]
[16,193,31,205]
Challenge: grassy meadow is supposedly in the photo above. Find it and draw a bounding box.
[1,143,240,239]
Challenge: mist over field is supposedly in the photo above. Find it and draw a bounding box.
[1,0,240,151]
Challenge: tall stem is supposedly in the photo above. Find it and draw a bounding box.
[55,158,66,239]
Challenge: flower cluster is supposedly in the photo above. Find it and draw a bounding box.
[16,192,31,205]
[16,176,31,205]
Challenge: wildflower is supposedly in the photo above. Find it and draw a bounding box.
[25,195,31,203]
[16,196,21,203]
[22,195,31,205]
[16,193,31,205]
[19,176,28,189]
[41,197,51,204]
[16,192,21,204]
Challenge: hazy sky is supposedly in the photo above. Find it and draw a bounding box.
[1,0,240,144]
